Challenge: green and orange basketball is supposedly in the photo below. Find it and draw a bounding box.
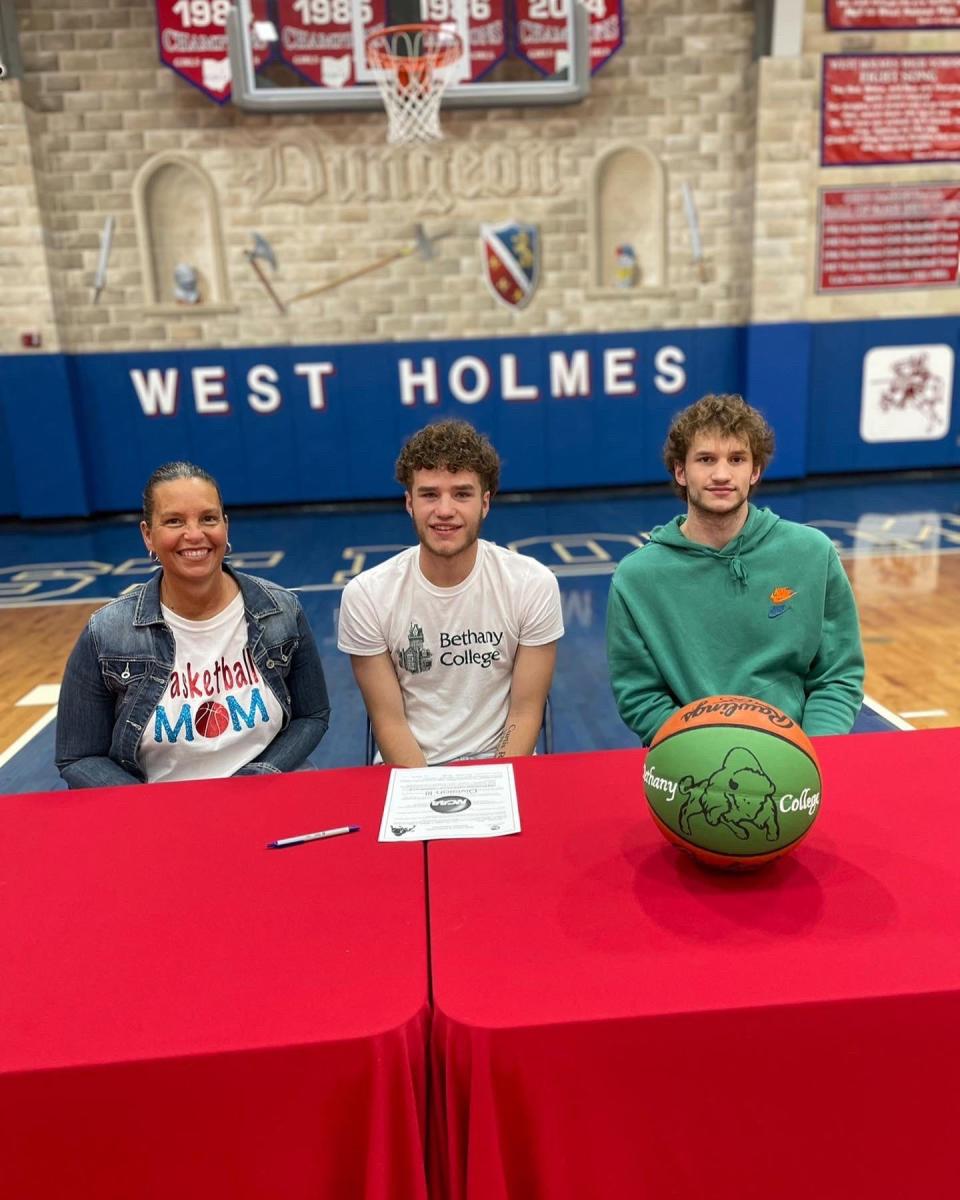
[643,696,822,870]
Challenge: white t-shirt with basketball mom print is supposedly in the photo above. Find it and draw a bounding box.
[337,540,563,764]
[137,592,284,783]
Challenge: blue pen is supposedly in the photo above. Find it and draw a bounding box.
[267,824,360,850]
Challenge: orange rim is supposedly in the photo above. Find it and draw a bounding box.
[365,23,463,75]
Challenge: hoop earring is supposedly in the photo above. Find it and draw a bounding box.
[148,550,159,564]
[225,541,233,556]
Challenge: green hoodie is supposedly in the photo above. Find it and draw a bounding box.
[605,504,865,746]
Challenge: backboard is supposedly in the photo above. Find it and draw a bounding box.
[226,0,591,112]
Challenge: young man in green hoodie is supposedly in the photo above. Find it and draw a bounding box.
[606,393,865,745]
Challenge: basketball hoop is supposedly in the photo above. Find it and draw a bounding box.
[365,24,463,146]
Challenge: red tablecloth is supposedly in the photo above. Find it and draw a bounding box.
[0,770,429,1200]
[427,729,960,1200]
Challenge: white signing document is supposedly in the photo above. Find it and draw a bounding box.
[378,764,520,842]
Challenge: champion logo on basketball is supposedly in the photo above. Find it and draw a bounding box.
[768,586,797,619]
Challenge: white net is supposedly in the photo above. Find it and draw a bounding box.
[366,26,462,146]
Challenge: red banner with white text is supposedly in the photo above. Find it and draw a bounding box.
[157,0,273,103]
[276,0,386,88]
[818,184,960,291]
[514,0,623,77]
[420,0,507,80]
[823,54,960,165]
[826,0,960,28]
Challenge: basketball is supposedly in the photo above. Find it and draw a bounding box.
[195,700,230,739]
[643,696,822,870]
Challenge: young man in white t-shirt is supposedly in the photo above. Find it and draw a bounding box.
[338,420,564,765]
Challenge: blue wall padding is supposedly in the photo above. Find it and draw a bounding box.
[1,315,957,517]
[0,353,89,517]
[807,316,960,474]
[744,323,810,480]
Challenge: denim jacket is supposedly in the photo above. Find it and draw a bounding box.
[56,567,330,788]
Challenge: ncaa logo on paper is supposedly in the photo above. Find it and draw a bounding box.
[860,344,953,443]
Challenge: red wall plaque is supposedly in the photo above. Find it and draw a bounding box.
[823,54,960,165]
[818,184,960,291]
[826,0,960,29]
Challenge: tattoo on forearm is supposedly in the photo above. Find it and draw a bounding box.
[495,723,517,758]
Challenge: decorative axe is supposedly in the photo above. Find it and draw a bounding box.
[245,232,286,314]
[287,224,452,305]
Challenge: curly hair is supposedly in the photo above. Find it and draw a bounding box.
[663,394,775,498]
[142,461,225,525]
[395,420,501,496]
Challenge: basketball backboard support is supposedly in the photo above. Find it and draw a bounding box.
[226,1,590,113]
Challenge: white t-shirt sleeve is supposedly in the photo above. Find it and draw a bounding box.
[337,577,388,656]
[518,563,564,646]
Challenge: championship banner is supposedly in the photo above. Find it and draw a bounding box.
[276,0,386,88]
[514,0,623,77]
[817,184,960,291]
[157,0,273,103]
[826,0,960,29]
[420,0,507,80]
[822,54,960,165]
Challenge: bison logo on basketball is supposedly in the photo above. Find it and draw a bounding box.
[677,746,780,842]
[480,221,540,310]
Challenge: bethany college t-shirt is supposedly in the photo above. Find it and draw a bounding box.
[137,592,284,783]
[337,539,564,764]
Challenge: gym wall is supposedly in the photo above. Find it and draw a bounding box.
[0,0,958,516]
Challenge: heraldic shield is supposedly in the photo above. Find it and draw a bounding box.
[480,221,540,310]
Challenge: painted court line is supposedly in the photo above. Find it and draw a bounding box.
[898,709,949,719]
[16,684,62,707]
[0,706,58,771]
[862,694,915,732]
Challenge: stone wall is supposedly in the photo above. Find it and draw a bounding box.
[796,1,960,322]
[2,0,959,357]
[1,0,757,352]
[0,76,60,352]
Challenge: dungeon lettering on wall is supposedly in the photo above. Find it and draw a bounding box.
[249,140,574,213]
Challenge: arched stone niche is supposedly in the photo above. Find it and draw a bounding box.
[134,153,231,309]
[589,143,667,292]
